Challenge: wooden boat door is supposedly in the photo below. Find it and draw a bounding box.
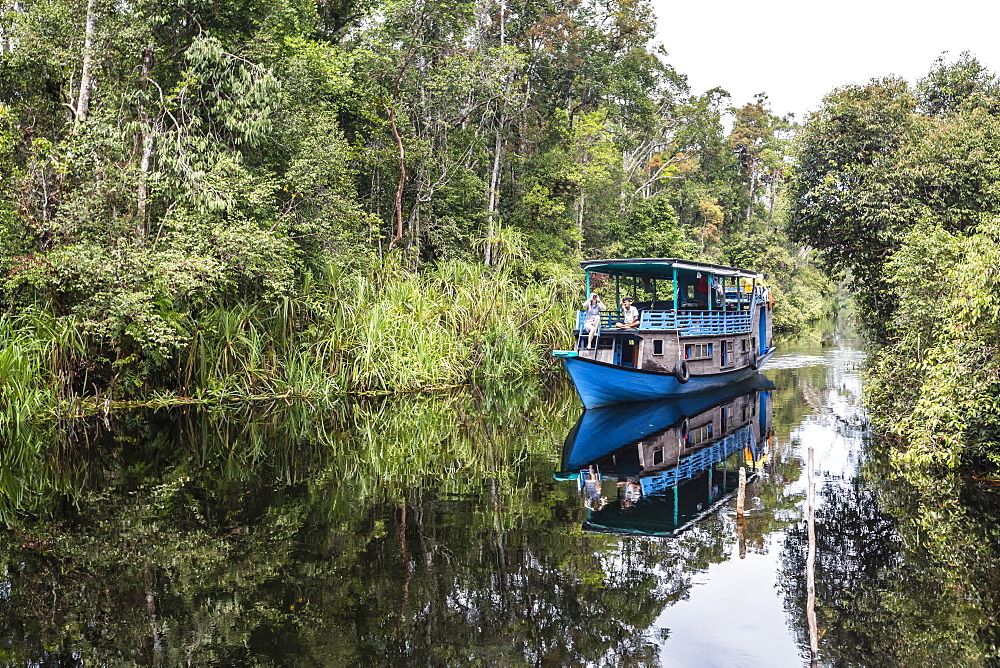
[614,335,640,368]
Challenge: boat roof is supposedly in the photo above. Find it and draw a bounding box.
[579,258,760,279]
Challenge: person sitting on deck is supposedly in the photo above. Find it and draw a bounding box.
[614,297,640,329]
[581,292,606,348]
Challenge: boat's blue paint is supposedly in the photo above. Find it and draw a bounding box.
[759,305,767,354]
[561,374,775,471]
[576,307,754,335]
[561,347,775,409]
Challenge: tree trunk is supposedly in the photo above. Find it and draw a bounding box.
[745,167,756,224]
[499,0,506,46]
[136,44,154,237]
[74,0,96,130]
[485,130,503,265]
[385,102,406,249]
[767,175,777,228]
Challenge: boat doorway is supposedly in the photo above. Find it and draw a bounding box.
[614,335,641,368]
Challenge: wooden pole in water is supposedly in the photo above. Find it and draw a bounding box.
[737,514,746,559]
[737,466,747,558]
[736,466,746,516]
[807,447,819,663]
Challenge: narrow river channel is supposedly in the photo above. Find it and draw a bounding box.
[3,319,1000,664]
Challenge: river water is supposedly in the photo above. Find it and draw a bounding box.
[3,320,1000,665]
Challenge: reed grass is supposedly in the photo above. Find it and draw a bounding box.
[0,309,88,429]
[1,258,578,421]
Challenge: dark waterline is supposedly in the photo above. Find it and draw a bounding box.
[3,320,1000,665]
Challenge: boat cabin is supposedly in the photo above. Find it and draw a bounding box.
[575,258,773,375]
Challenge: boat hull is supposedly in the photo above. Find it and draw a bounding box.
[555,347,775,409]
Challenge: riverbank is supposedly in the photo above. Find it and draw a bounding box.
[1,258,577,425]
[2,250,842,428]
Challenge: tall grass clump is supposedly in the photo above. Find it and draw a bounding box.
[3,256,579,415]
[0,309,88,429]
[327,258,576,393]
[169,256,577,402]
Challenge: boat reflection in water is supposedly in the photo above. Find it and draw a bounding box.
[557,374,774,537]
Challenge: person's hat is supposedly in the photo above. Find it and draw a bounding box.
[622,296,632,302]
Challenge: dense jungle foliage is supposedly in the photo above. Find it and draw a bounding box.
[787,52,1000,468]
[0,0,834,419]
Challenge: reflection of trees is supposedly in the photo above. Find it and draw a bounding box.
[0,383,737,664]
[780,449,1000,664]
[780,475,901,662]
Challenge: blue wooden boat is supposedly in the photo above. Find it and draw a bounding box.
[553,258,776,408]
[557,375,775,537]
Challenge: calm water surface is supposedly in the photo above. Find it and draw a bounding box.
[3,320,1000,665]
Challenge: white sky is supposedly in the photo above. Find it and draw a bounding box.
[650,0,1000,121]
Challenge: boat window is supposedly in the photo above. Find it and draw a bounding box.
[652,339,664,355]
[741,338,749,352]
[686,285,695,299]
[653,448,664,465]
[684,343,713,360]
[691,424,713,443]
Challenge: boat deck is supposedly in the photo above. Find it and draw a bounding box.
[577,307,757,337]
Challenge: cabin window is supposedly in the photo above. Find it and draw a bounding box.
[686,285,695,299]
[690,424,713,444]
[652,339,664,355]
[723,405,735,430]
[741,338,750,352]
[685,342,713,360]
[743,405,754,421]
[653,448,664,465]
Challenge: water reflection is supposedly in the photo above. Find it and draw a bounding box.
[4,320,1000,664]
[558,375,774,537]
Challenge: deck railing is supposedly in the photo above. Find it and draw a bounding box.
[576,294,759,337]
[576,310,622,329]
[641,309,752,336]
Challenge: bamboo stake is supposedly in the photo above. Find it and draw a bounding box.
[737,466,747,559]
[736,466,746,516]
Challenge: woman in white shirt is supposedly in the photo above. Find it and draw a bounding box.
[581,293,605,348]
